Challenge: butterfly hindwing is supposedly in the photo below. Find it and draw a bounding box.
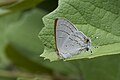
[61,31,88,57]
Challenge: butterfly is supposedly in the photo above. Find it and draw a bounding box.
[54,18,91,59]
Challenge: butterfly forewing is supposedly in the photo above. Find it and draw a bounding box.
[55,18,77,51]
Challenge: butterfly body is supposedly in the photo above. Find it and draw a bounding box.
[54,18,91,58]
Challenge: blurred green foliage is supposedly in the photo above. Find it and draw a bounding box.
[0,0,120,80]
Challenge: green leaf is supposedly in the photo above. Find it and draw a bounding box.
[0,0,19,6]
[79,54,120,80]
[0,11,20,80]
[8,0,43,11]
[6,9,49,67]
[0,8,10,15]
[0,12,21,69]
[39,0,120,61]
[38,0,58,12]
[17,75,52,80]
[5,44,51,74]
[0,77,16,80]
[0,0,43,16]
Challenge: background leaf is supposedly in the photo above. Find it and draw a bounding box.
[0,11,21,69]
[0,77,16,80]
[6,9,52,73]
[79,54,120,80]
[0,0,43,16]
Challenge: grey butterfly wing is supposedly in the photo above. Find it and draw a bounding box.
[60,31,88,58]
[55,18,78,52]
[55,18,89,58]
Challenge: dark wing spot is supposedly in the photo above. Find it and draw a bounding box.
[86,48,89,51]
[86,39,89,43]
